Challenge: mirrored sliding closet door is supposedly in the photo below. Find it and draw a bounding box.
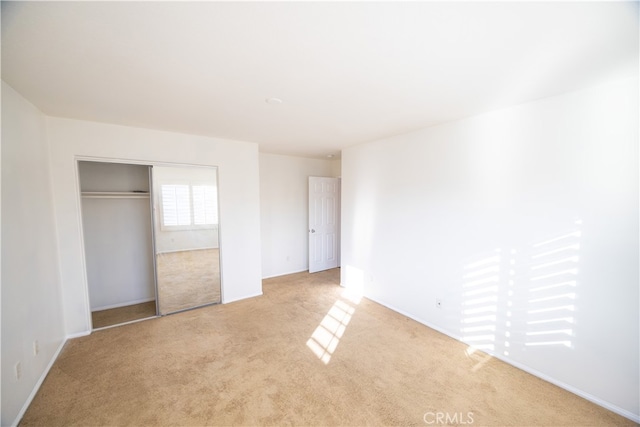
[152,165,222,314]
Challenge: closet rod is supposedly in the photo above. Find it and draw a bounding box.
[81,191,150,199]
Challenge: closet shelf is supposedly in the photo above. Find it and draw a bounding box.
[81,191,150,199]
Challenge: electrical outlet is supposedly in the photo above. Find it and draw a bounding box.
[15,362,22,380]
[436,299,443,309]
[33,340,40,356]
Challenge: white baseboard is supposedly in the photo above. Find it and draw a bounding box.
[12,338,67,427]
[488,353,640,423]
[362,294,640,424]
[364,294,463,341]
[262,268,308,280]
[222,292,263,304]
[156,246,218,255]
[92,297,155,312]
[66,330,91,340]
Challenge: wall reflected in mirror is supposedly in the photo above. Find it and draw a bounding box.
[152,165,222,314]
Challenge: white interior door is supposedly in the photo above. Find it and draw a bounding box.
[309,177,340,273]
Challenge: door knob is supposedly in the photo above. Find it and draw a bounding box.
[310,229,315,233]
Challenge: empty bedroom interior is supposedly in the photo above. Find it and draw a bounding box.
[1,1,638,426]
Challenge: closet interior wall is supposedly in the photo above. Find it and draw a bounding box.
[78,161,157,326]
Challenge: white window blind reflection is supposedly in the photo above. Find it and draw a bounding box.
[161,184,191,226]
[192,185,217,225]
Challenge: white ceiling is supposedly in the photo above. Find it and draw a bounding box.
[2,1,638,158]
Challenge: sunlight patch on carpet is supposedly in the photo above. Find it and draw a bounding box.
[307,299,356,364]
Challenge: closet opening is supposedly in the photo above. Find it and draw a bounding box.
[79,161,157,329]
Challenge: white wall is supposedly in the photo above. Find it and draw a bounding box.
[1,82,66,426]
[81,197,156,310]
[47,117,263,336]
[260,153,339,278]
[341,78,639,420]
[330,157,342,178]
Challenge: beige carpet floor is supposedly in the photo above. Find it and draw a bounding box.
[92,301,157,329]
[21,268,635,426]
[156,248,221,314]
